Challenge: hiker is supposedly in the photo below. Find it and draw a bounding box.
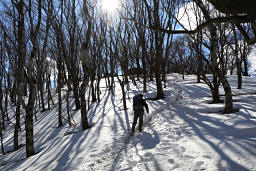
[132,94,149,133]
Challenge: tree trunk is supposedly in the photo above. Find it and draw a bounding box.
[197,55,202,83]
[141,39,147,93]
[0,79,4,129]
[196,33,203,83]
[39,83,45,112]
[110,57,115,94]
[90,76,97,102]
[47,74,54,106]
[117,75,127,111]
[10,83,16,105]
[96,77,101,102]
[46,79,51,110]
[218,73,234,113]
[237,60,242,89]
[0,125,4,155]
[4,87,9,122]
[233,25,242,89]
[80,81,90,130]
[195,0,221,103]
[210,26,221,103]
[35,87,39,108]
[25,82,36,157]
[242,54,249,76]
[66,79,72,127]
[153,0,164,99]
[121,82,127,110]
[72,75,80,110]
[14,100,21,150]
[135,51,141,81]
[57,61,63,127]
[13,0,26,150]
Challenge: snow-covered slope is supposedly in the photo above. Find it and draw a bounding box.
[1,74,256,171]
[249,47,256,76]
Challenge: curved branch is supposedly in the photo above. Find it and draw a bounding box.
[123,15,251,35]
[152,15,251,34]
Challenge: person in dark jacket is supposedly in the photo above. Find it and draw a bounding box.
[132,94,149,133]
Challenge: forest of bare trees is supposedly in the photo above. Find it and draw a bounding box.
[0,0,254,158]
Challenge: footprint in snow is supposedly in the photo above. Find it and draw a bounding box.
[168,159,175,163]
[167,134,176,139]
[160,142,172,147]
[179,146,186,152]
[202,155,212,159]
[144,152,153,157]
[183,155,195,159]
[196,161,204,167]
[170,164,180,170]
[158,146,171,151]
[130,161,137,167]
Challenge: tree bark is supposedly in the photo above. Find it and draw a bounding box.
[153,0,164,99]
[13,0,26,151]
[39,83,45,111]
[66,78,72,127]
[72,76,81,110]
[80,80,90,130]
[90,75,97,102]
[0,125,4,155]
[0,79,4,129]
[233,26,242,89]
[218,73,234,113]
[25,81,36,157]
[57,59,63,127]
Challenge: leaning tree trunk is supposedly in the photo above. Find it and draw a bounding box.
[218,72,233,114]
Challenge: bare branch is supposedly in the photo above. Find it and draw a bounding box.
[123,15,251,35]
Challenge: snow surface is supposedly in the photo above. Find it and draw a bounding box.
[1,74,256,171]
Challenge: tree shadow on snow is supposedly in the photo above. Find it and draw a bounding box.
[171,104,256,171]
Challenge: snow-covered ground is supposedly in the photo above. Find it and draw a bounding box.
[1,74,256,171]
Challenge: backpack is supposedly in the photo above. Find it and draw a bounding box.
[133,94,143,111]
